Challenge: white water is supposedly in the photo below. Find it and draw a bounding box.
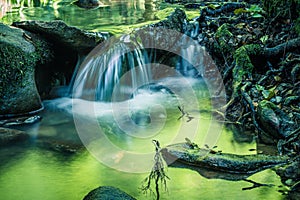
[72,34,152,101]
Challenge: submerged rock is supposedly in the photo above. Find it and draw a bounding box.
[74,0,103,9]
[36,138,83,154]
[0,23,51,116]
[83,186,136,200]
[0,127,29,146]
[131,111,151,126]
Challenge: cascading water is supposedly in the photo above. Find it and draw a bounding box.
[72,34,153,101]
[72,26,208,103]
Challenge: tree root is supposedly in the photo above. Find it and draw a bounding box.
[263,37,300,58]
[219,37,300,112]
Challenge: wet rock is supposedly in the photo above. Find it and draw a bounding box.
[12,20,107,98]
[83,186,136,200]
[257,100,296,143]
[0,23,50,116]
[288,182,300,200]
[74,0,103,9]
[13,20,105,54]
[0,127,29,146]
[276,160,300,186]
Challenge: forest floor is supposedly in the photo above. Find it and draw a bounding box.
[168,0,300,198]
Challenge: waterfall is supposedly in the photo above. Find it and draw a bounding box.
[71,26,207,102]
[72,34,152,101]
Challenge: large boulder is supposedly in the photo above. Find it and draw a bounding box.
[12,20,107,99]
[13,20,105,54]
[0,23,52,116]
[83,186,136,200]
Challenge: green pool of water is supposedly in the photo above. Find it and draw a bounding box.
[0,77,285,199]
[0,146,285,200]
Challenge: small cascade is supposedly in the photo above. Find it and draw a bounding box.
[71,26,209,102]
[72,34,152,101]
[176,19,202,76]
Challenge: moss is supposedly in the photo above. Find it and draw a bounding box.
[232,44,262,96]
[155,8,176,20]
[214,24,234,55]
[258,100,278,110]
[185,10,200,20]
[31,34,54,65]
[0,44,37,98]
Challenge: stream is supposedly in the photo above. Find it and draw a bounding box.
[0,79,284,200]
[0,0,287,199]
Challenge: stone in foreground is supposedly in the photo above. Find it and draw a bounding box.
[83,186,136,200]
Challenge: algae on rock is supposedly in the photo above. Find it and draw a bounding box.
[0,23,53,116]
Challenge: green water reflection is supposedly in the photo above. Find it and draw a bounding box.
[0,135,284,200]
[0,0,163,34]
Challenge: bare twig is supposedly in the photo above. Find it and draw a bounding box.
[178,105,194,122]
[140,140,169,200]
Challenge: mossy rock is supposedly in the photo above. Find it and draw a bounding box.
[231,44,261,97]
[155,8,176,20]
[0,23,44,116]
[152,8,187,33]
[257,100,296,142]
[83,186,136,200]
[215,24,234,55]
[13,20,105,54]
[74,0,103,9]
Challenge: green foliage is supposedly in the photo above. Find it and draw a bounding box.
[234,4,264,18]
[262,0,299,19]
[185,10,200,20]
